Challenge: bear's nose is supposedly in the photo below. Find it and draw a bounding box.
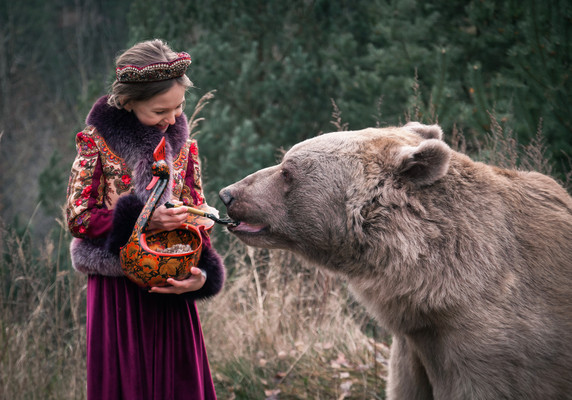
[219,188,235,207]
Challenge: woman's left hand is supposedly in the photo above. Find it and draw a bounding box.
[147,201,189,232]
[148,267,206,295]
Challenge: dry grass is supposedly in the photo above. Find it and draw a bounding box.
[0,219,87,400]
[0,221,388,400]
[201,237,388,399]
[452,112,571,189]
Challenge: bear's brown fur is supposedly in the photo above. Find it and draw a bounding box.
[219,123,572,399]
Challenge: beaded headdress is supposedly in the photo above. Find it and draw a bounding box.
[115,52,191,83]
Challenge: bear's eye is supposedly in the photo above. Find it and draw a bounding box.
[281,168,292,182]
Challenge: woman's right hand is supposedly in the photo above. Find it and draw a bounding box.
[148,267,206,294]
[147,202,189,231]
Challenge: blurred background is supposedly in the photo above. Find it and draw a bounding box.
[1,0,570,398]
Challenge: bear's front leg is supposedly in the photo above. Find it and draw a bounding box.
[387,335,433,400]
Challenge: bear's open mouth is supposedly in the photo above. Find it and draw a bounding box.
[228,221,268,234]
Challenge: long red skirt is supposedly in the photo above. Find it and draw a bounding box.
[86,275,217,400]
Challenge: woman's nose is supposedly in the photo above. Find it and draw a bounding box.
[164,113,177,125]
[165,109,183,125]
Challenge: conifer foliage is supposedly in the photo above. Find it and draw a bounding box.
[0,0,570,230]
[127,0,572,194]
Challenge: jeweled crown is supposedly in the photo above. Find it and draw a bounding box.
[116,52,191,83]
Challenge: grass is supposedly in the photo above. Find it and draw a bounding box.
[0,219,87,400]
[202,241,388,399]
[0,221,388,400]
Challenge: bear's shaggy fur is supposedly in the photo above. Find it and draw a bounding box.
[219,123,572,399]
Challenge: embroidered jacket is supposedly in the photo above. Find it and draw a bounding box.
[65,96,224,300]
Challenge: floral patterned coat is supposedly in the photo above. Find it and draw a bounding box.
[66,126,204,238]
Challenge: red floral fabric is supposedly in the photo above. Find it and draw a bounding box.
[66,127,205,238]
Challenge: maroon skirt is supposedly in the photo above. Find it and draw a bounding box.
[86,275,217,400]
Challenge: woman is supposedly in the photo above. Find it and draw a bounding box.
[66,39,224,399]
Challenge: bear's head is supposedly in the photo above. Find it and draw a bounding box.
[219,122,452,275]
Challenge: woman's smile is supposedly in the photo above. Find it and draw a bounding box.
[124,83,186,131]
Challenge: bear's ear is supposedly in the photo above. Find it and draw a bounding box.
[404,122,444,140]
[397,139,451,186]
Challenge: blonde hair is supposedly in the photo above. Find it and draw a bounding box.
[107,39,193,109]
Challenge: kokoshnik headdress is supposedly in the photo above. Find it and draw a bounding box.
[115,52,191,83]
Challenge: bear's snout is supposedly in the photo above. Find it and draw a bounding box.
[219,188,235,208]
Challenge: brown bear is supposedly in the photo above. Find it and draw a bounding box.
[219,122,572,399]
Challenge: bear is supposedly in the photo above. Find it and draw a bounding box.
[219,122,572,399]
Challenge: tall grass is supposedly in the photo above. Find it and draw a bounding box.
[0,219,87,399]
[0,221,388,400]
[203,238,388,399]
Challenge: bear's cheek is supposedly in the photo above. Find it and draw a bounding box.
[245,197,288,224]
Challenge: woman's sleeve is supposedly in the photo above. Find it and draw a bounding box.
[181,139,206,207]
[65,130,113,238]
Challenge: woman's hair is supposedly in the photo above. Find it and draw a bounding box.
[107,39,193,109]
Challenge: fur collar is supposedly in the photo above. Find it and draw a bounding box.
[86,95,189,202]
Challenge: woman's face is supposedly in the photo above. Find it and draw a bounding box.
[125,83,186,133]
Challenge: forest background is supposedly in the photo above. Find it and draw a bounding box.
[1,0,571,399]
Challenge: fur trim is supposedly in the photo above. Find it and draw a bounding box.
[181,234,225,301]
[86,96,189,203]
[71,234,226,296]
[70,237,123,276]
[105,194,145,254]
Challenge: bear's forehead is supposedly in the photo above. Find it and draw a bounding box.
[289,127,422,156]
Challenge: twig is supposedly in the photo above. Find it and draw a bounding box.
[276,343,312,386]
[330,98,349,132]
[188,90,216,137]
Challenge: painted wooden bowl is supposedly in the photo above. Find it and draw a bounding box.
[119,137,205,289]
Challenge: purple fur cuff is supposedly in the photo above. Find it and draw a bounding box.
[70,237,123,276]
[105,195,145,255]
[182,243,225,301]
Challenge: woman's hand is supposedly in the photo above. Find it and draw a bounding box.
[147,201,189,232]
[146,200,206,295]
[148,267,206,295]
